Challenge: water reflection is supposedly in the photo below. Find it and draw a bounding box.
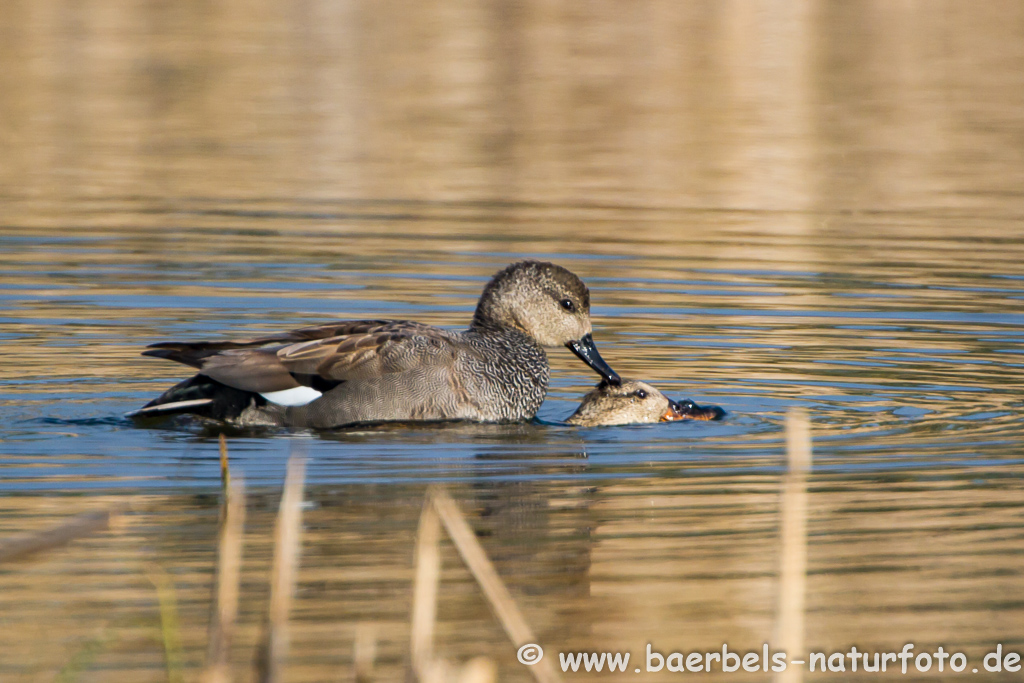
[3,2,1024,212]
[3,470,1023,681]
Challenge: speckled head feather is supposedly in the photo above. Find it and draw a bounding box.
[567,380,726,426]
[472,260,592,346]
[567,380,672,426]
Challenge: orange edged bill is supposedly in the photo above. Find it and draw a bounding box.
[660,398,726,422]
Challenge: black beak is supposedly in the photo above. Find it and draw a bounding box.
[566,333,621,386]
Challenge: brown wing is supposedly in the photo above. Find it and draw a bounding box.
[142,320,410,367]
[197,349,300,393]
[143,320,459,393]
[275,323,459,381]
[272,320,440,342]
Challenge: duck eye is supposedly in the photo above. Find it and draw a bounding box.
[634,389,647,399]
[559,299,575,312]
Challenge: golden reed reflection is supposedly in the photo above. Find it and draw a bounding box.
[1,1,1023,214]
[2,472,1022,682]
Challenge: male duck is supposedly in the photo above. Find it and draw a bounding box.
[131,260,620,428]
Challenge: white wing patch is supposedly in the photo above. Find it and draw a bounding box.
[260,386,322,406]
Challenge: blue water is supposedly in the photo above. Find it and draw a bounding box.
[1,207,1022,495]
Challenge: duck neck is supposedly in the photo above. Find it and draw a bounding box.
[469,308,526,337]
[467,315,535,346]
[464,317,550,419]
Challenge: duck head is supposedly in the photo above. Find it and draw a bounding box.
[566,380,675,426]
[473,260,620,385]
[566,379,726,426]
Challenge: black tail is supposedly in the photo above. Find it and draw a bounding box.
[128,374,264,421]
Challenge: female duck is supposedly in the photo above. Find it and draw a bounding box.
[566,380,725,426]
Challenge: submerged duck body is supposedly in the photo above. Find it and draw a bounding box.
[566,380,725,427]
[132,261,621,429]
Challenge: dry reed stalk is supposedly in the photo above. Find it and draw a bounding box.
[0,509,120,563]
[256,454,307,683]
[410,500,442,678]
[354,624,378,683]
[456,657,497,683]
[219,433,230,491]
[428,487,563,683]
[146,564,186,683]
[202,476,247,683]
[773,408,811,683]
[419,659,456,683]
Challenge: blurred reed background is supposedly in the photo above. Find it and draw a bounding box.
[1,0,1022,210]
